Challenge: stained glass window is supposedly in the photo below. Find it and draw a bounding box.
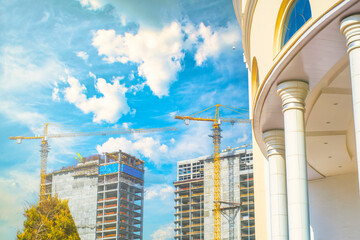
[282,0,311,46]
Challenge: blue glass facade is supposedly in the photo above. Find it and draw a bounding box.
[99,163,119,175]
[121,164,144,180]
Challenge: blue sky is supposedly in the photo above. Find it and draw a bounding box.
[0,0,250,239]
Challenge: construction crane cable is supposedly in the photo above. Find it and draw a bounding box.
[9,124,177,203]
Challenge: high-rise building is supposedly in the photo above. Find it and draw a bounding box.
[174,157,205,240]
[46,151,145,240]
[173,146,253,240]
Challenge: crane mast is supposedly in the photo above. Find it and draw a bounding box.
[175,104,250,240]
[10,123,176,203]
[212,122,222,239]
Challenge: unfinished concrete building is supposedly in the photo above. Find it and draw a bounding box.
[173,146,254,240]
[45,151,145,240]
[174,158,205,240]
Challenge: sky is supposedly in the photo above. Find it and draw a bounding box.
[0,0,250,239]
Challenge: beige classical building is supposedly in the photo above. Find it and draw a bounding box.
[233,0,360,239]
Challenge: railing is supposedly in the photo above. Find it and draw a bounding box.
[241,209,254,213]
[104,226,116,231]
[241,201,254,205]
[176,194,189,198]
[104,233,116,238]
[192,193,203,196]
[176,187,190,192]
[240,193,254,197]
[120,178,143,189]
[242,225,255,229]
[98,197,117,202]
[191,223,204,227]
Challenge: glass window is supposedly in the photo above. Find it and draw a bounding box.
[282,0,311,46]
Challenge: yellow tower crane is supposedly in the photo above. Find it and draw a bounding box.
[9,123,176,202]
[175,104,250,240]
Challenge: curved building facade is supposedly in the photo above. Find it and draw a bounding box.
[233,0,360,239]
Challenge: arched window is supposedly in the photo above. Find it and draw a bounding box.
[251,57,259,101]
[281,0,311,47]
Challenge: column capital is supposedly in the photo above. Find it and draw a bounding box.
[263,129,285,157]
[340,14,360,53]
[277,80,309,112]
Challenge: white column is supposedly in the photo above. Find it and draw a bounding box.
[277,80,310,240]
[263,129,288,240]
[340,14,360,194]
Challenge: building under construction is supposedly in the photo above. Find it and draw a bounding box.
[45,151,145,240]
[174,146,254,240]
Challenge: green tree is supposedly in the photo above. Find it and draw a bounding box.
[17,196,80,240]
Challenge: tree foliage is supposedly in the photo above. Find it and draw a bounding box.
[17,196,80,240]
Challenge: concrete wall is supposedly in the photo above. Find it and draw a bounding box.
[309,172,360,240]
[204,153,242,240]
[51,170,98,240]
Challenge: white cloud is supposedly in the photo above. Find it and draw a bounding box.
[96,135,168,164]
[0,102,47,129]
[89,71,96,79]
[76,51,89,61]
[39,12,50,23]
[92,22,184,97]
[79,0,104,10]
[145,184,174,200]
[122,122,132,129]
[0,45,68,130]
[64,74,130,123]
[168,122,212,160]
[237,133,249,144]
[91,21,241,97]
[78,0,180,29]
[129,82,146,95]
[185,22,241,66]
[0,46,65,93]
[0,170,38,239]
[52,87,60,101]
[151,223,174,240]
[128,71,135,80]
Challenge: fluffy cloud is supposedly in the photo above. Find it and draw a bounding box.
[91,21,240,97]
[64,75,130,123]
[151,223,174,240]
[75,51,89,61]
[96,135,168,164]
[92,22,184,97]
[145,184,174,200]
[184,22,241,66]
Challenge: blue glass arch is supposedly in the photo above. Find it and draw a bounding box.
[282,0,311,47]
